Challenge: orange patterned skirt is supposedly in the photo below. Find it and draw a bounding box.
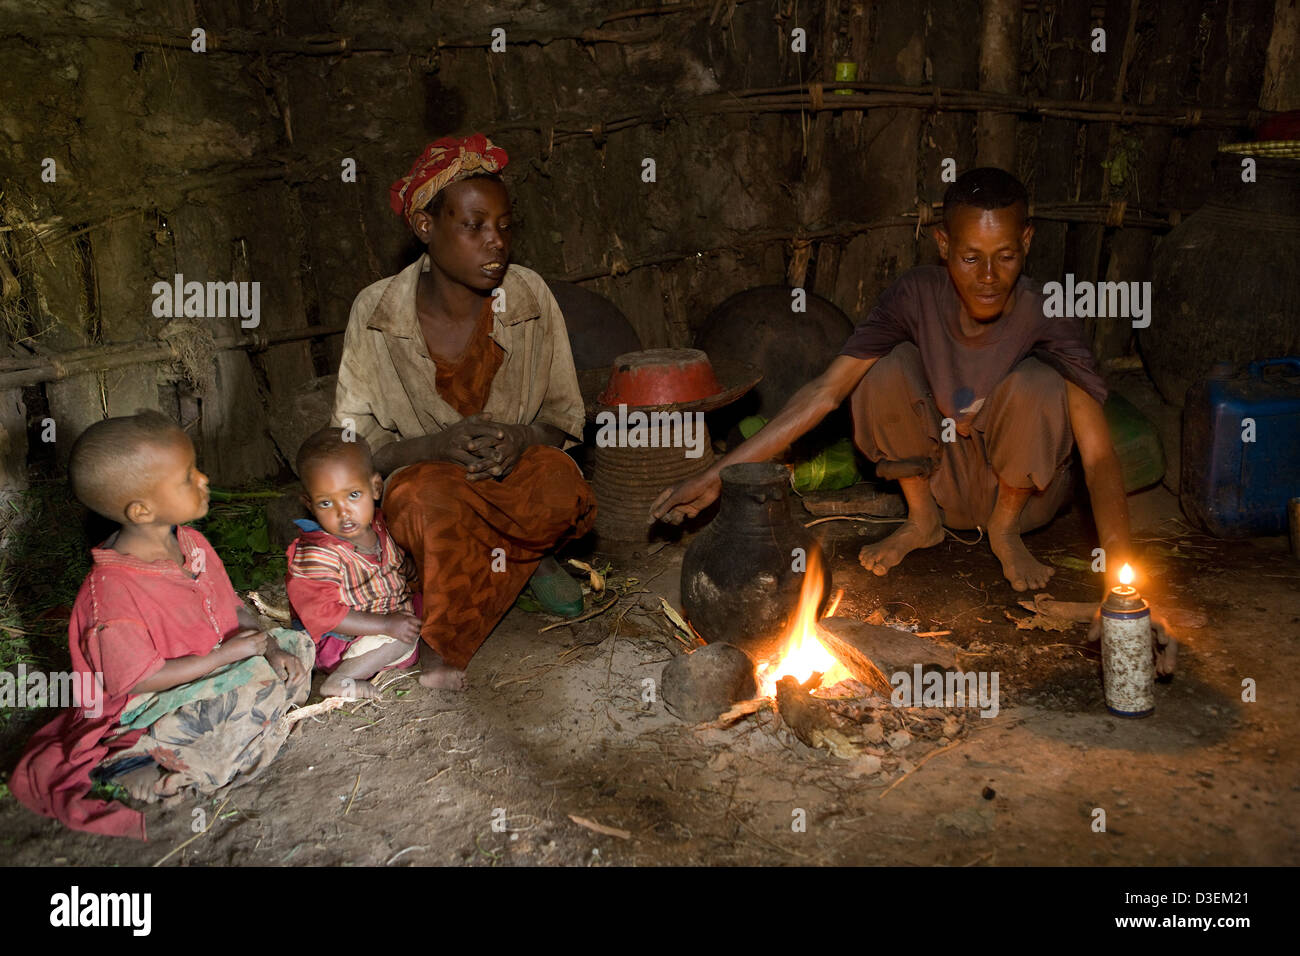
[383,445,597,670]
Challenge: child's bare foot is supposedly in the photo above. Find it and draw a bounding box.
[988,526,1054,591]
[117,765,163,803]
[320,672,379,699]
[858,516,943,576]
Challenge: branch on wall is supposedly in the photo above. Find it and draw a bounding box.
[0,323,347,389]
[1,2,759,57]
[0,193,1182,382]
[486,80,1258,152]
[0,159,338,248]
[560,201,1182,282]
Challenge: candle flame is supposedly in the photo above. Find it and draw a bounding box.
[1118,563,1134,586]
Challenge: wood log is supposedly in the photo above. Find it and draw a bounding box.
[774,676,857,757]
[1261,0,1300,112]
[0,387,28,492]
[817,617,963,689]
[0,323,347,388]
[1076,0,1142,360]
[976,0,1020,170]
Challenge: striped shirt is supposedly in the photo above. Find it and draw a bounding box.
[285,510,417,641]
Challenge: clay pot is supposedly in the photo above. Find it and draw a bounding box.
[1141,154,1300,405]
[695,286,855,418]
[680,462,828,661]
[545,279,641,371]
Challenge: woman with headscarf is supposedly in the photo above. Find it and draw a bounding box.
[331,134,596,689]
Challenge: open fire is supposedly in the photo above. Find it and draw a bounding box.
[754,549,853,697]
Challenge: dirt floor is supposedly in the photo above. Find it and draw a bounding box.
[1,483,1297,867]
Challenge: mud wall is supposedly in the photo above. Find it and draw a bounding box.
[0,0,1288,488]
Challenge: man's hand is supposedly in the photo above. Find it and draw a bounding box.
[265,646,305,684]
[1149,608,1178,676]
[1087,606,1178,677]
[650,468,722,526]
[466,421,533,481]
[382,611,423,644]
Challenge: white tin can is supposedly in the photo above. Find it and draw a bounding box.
[1101,587,1155,718]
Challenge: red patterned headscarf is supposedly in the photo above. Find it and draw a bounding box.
[389,134,509,227]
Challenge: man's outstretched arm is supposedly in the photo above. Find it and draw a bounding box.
[1067,380,1177,674]
[650,354,877,524]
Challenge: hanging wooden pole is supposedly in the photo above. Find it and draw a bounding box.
[0,323,347,389]
[976,0,1021,170]
[1260,0,1300,112]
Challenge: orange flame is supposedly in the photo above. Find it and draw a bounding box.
[1118,563,1134,586]
[755,551,853,697]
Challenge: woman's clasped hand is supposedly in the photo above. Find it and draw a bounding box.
[431,412,534,480]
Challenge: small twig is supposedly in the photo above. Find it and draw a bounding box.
[805,515,904,527]
[538,596,620,632]
[914,630,952,638]
[568,814,631,839]
[344,773,361,814]
[879,740,963,799]
[725,809,811,861]
[153,797,230,867]
[944,526,984,545]
[374,669,417,693]
[385,845,427,866]
[283,696,350,723]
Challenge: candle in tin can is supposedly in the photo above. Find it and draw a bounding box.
[1101,563,1155,718]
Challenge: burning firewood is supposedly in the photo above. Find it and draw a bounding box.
[775,676,859,758]
[699,697,768,728]
[817,618,962,690]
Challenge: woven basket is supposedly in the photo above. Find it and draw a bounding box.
[1217,140,1300,159]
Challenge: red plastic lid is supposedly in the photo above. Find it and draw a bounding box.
[597,348,724,407]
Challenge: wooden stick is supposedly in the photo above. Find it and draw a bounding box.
[344,773,361,814]
[879,740,963,799]
[699,697,766,728]
[0,323,348,388]
[568,814,631,840]
[4,3,758,57]
[153,797,230,867]
[283,696,351,724]
[774,676,847,749]
[537,596,619,633]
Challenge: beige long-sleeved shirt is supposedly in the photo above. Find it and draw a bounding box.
[331,256,586,453]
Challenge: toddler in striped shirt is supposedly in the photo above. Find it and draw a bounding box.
[287,427,422,699]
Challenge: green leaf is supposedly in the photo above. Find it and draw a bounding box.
[514,592,544,613]
[247,525,271,553]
